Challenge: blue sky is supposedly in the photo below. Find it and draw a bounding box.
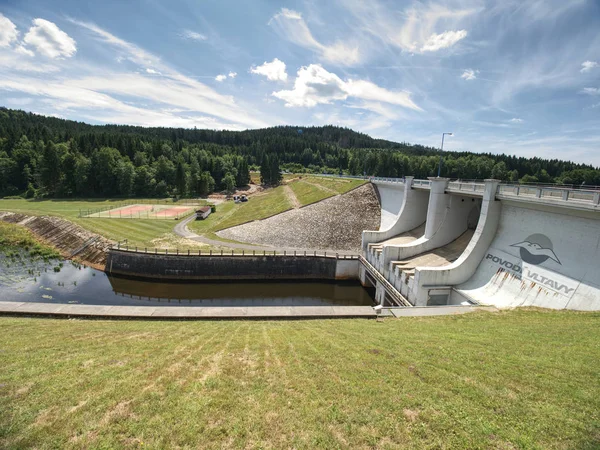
[1,0,599,165]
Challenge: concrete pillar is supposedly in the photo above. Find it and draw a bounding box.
[424,177,450,239]
[375,281,386,306]
[483,179,501,201]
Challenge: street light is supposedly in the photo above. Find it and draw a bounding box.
[437,132,453,177]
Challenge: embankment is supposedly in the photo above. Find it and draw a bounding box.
[106,249,358,281]
[217,183,380,251]
[0,212,112,270]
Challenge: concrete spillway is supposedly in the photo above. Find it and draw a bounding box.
[451,202,600,310]
[362,177,600,311]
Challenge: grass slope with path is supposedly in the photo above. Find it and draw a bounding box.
[0,309,598,449]
[0,198,182,250]
[0,176,367,250]
[189,186,293,235]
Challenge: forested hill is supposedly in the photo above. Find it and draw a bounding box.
[0,107,599,199]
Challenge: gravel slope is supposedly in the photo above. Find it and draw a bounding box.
[217,184,380,251]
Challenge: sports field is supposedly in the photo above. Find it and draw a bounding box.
[85,204,195,220]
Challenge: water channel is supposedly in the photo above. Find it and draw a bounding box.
[0,255,375,307]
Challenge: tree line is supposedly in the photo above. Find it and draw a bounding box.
[0,108,599,198]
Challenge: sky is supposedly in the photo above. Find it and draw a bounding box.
[0,0,599,166]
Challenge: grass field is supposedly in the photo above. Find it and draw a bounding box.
[0,309,598,448]
[0,176,365,248]
[305,176,366,194]
[288,180,332,206]
[211,186,293,231]
[0,198,185,249]
[287,176,366,207]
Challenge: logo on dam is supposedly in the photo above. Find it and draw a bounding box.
[511,234,561,266]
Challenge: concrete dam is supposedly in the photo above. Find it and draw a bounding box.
[103,175,599,313]
[362,177,600,311]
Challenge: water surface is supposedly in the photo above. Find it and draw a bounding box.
[0,255,375,307]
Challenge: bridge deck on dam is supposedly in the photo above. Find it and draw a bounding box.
[392,230,474,277]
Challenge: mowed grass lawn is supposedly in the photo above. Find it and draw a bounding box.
[1,309,599,449]
[306,176,366,194]
[288,180,332,206]
[210,186,292,231]
[288,176,367,207]
[0,199,199,249]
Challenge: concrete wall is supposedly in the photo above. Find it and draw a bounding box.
[410,180,502,306]
[451,200,600,310]
[106,250,359,281]
[372,180,405,230]
[381,178,482,277]
[362,177,429,250]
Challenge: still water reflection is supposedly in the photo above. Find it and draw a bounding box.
[0,256,375,307]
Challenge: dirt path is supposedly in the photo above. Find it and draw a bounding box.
[301,179,339,195]
[283,185,301,209]
[173,214,357,255]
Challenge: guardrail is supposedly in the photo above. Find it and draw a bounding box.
[110,245,360,259]
[358,255,412,307]
[447,181,485,193]
[497,184,600,206]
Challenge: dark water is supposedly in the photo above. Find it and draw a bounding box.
[0,255,375,307]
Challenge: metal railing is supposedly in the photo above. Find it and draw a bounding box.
[447,181,485,193]
[497,184,600,206]
[111,244,359,259]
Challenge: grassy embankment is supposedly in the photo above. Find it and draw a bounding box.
[288,176,366,206]
[188,185,292,238]
[0,199,181,249]
[0,221,59,260]
[0,176,366,249]
[0,309,598,448]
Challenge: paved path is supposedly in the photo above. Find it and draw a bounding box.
[0,302,376,319]
[173,215,358,255]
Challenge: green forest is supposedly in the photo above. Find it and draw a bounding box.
[0,107,598,198]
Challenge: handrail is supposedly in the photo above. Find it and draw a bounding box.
[496,184,600,206]
[358,255,412,307]
[110,246,360,259]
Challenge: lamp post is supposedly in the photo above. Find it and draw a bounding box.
[437,132,453,177]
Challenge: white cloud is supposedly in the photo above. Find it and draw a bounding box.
[2,19,273,129]
[15,45,35,57]
[343,1,475,54]
[228,71,237,78]
[0,13,19,47]
[421,30,467,52]
[269,9,360,65]
[509,118,524,123]
[272,64,421,111]
[461,69,478,80]
[146,68,161,75]
[250,58,288,81]
[215,74,227,82]
[180,30,207,41]
[23,19,77,58]
[581,61,598,73]
[581,87,600,95]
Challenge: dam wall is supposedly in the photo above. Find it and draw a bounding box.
[450,201,600,310]
[373,180,405,230]
[363,177,600,311]
[381,178,482,277]
[362,177,429,250]
[409,180,502,306]
[106,249,359,281]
